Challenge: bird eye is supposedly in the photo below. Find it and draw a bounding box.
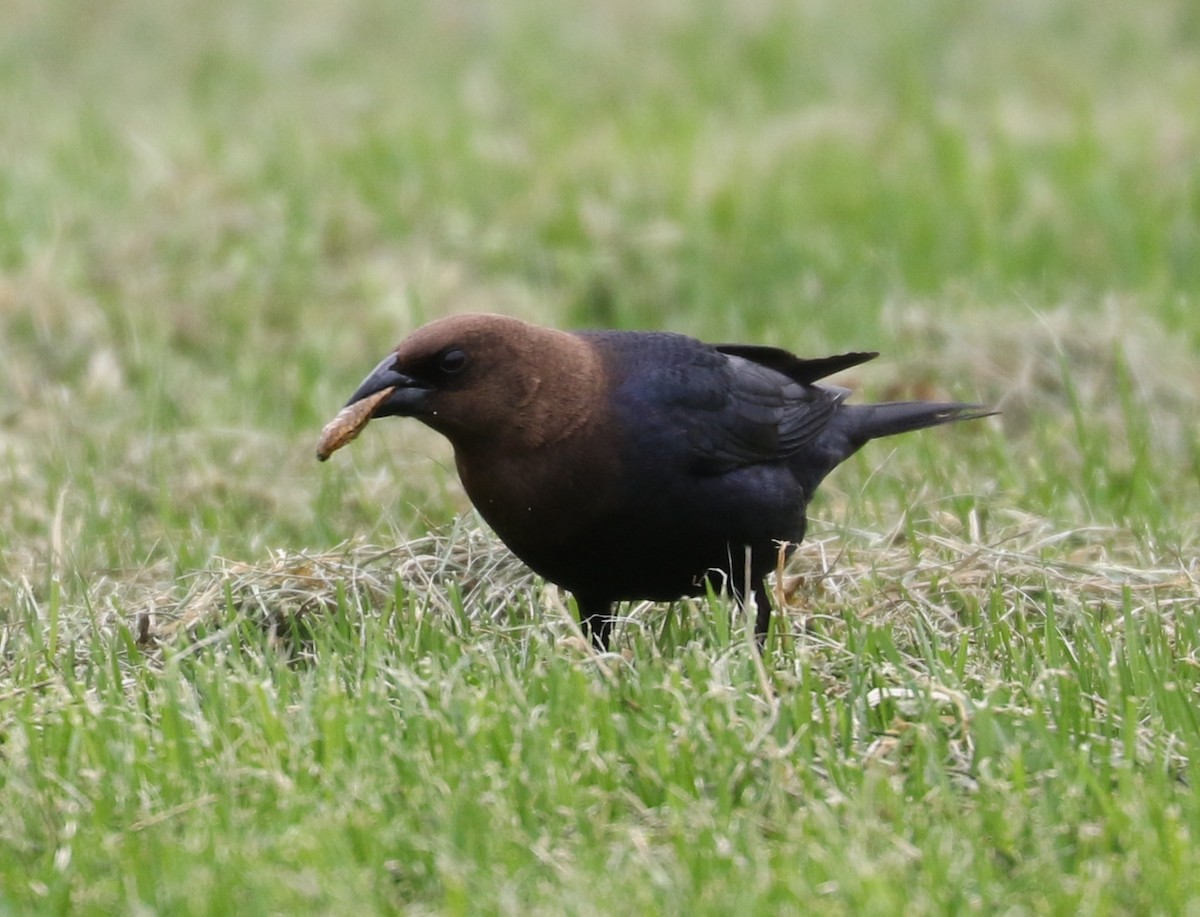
[438,348,468,375]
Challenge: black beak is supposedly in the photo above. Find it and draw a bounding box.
[345,354,432,418]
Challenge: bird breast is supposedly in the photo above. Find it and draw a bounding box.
[452,430,620,554]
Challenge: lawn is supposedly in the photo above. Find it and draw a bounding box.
[2,1,1200,913]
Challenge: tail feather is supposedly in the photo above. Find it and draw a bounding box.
[792,400,994,496]
[842,401,995,445]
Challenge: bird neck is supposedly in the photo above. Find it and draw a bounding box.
[448,329,615,546]
[489,327,607,452]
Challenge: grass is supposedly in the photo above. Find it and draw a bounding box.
[2,0,1200,912]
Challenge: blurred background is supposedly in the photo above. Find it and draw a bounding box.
[2,0,1198,582]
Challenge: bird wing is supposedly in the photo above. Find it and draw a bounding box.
[676,354,848,473]
[594,332,849,475]
[714,345,878,384]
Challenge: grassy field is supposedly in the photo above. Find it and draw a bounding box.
[3,0,1200,913]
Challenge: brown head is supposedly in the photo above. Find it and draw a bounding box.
[338,313,605,452]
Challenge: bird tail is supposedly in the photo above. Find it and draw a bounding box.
[839,401,995,446]
[792,400,994,496]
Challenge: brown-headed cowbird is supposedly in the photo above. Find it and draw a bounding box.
[322,313,991,648]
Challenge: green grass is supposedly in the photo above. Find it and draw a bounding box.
[3,0,1200,913]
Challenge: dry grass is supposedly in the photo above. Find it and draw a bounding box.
[61,508,1191,671]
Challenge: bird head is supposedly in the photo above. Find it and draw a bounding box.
[337,313,599,449]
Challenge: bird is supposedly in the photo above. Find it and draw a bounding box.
[319,312,991,649]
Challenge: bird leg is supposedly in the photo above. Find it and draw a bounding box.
[753,583,773,650]
[576,597,614,650]
[728,570,775,651]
